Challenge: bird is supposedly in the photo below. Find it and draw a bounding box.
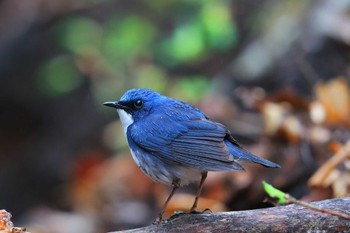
[103,88,280,223]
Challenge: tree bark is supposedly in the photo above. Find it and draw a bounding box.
[110,197,350,233]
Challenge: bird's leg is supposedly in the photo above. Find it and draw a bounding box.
[154,181,180,224]
[190,171,208,213]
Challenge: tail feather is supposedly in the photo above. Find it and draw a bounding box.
[225,141,280,168]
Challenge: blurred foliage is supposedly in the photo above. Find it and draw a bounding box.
[37,55,83,97]
[56,17,104,55]
[103,16,157,61]
[169,76,212,102]
[201,1,238,50]
[36,0,238,103]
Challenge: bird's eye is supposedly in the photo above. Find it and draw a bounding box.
[134,99,143,109]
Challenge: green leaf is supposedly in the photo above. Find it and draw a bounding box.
[262,181,287,204]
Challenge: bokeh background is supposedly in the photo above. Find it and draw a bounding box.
[0,0,350,232]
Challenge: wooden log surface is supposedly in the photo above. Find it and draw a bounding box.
[110,198,350,233]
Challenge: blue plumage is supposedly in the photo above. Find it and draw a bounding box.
[104,88,280,222]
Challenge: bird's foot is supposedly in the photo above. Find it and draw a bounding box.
[168,210,186,220]
[154,210,187,224]
[189,208,212,214]
[153,214,166,225]
[159,208,212,223]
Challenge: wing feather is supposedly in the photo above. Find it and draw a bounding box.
[129,114,244,172]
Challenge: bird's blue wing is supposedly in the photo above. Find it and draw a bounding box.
[225,138,281,168]
[129,114,244,172]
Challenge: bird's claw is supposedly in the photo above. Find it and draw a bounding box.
[168,210,186,220]
[155,208,212,224]
[190,208,212,214]
[153,214,166,225]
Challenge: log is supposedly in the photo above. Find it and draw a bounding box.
[110,198,350,233]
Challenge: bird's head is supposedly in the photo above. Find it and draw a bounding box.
[104,88,164,127]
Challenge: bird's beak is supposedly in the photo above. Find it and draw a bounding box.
[103,101,130,111]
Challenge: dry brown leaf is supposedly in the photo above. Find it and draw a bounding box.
[314,78,350,127]
[309,140,350,197]
[281,115,304,144]
[328,141,343,153]
[308,126,331,144]
[261,102,304,143]
[332,171,350,197]
[264,88,310,110]
[261,102,289,136]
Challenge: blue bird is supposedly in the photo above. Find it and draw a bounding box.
[104,88,280,222]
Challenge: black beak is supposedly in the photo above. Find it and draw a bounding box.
[103,101,130,111]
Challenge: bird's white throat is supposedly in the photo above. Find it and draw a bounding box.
[117,109,134,135]
[116,109,141,167]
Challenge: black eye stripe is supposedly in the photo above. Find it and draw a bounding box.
[118,99,143,111]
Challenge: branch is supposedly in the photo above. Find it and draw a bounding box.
[110,198,350,233]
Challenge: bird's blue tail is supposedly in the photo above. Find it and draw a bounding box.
[225,141,280,168]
